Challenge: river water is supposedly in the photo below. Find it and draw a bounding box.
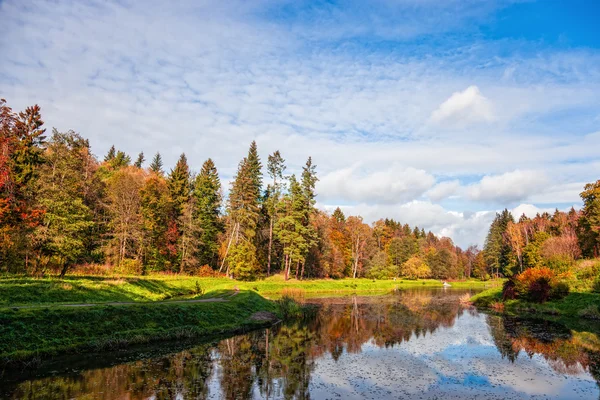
[2,288,600,399]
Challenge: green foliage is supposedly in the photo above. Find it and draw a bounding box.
[579,180,600,257]
[167,153,190,217]
[193,158,223,267]
[593,277,600,294]
[484,209,514,277]
[149,152,163,175]
[134,152,145,168]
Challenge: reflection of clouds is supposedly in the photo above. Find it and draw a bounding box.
[307,313,599,399]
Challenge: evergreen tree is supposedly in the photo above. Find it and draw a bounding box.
[110,150,131,169]
[578,180,600,257]
[276,175,307,280]
[299,157,318,278]
[134,152,145,168]
[484,209,514,277]
[168,153,191,218]
[266,151,285,276]
[194,158,223,267]
[104,145,116,162]
[223,143,263,279]
[140,174,171,271]
[150,152,164,175]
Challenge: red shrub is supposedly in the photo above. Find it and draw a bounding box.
[196,265,221,277]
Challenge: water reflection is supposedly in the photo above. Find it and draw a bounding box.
[2,289,600,399]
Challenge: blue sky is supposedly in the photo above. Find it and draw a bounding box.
[1,0,599,247]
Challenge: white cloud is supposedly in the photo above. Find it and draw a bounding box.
[1,0,599,247]
[430,86,494,127]
[426,180,461,202]
[317,165,435,204]
[467,170,548,203]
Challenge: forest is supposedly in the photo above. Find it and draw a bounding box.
[1,99,599,282]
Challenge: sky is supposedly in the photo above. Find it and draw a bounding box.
[1,0,599,248]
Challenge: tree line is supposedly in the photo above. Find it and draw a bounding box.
[2,99,598,280]
[482,183,600,279]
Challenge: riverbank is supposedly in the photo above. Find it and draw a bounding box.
[0,274,496,306]
[471,287,600,322]
[0,290,281,365]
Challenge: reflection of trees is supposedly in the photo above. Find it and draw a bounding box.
[7,291,600,400]
[310,290,463,355]
[487,315,600,387]
[7,345,214,399]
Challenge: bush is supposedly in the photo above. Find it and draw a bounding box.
[550,281,570,300]
[502,278,517,300]
[593,278,600,294]
[114,259,142,275]
[512,267,569,304]
[196,265,220,277]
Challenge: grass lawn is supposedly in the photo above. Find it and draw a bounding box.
[0,290,279,363]
[0,274,498,306]
[471,287,600,322]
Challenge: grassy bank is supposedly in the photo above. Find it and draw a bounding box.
[0,274,496,306]
[0,290,280,364]
[471,287,600,321]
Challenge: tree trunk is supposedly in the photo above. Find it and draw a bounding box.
[267,218,273,276]
[59,262,69,278]
[284,254,289,280]
[295,260,300,279]
[220,222,238,273]
[300,262,305,280]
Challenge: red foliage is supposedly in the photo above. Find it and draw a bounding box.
[197,264,222,277]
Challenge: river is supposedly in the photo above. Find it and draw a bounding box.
[2,288,599,399]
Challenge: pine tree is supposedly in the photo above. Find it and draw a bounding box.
[275,175,308,280]
[168,153,190,218]
[150,152,163,175]
[266,151,285,276]
[299,157,318,278]
[223,142,263,279]
[578,180,600,257]
[194,158,223,267]
[110,150,131,169]
[484,209,514,277]
[104,145,116,162]
[140,174,171,271]
[134,152,145,168]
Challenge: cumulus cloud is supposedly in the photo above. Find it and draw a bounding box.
[467,170,548,203]
[0,0,598,246]
[426,180,461,202]
[430,86,494,127]
[317,165,435,204]
[321,201,496,248]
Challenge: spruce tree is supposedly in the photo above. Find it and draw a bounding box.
[104,145,116,162]
[266,151,285,275]
[168,153,191,218]
[134,152,145,168]
[223,142,263,279]
[150,152,163,175]
[484,209,514,277]
[299,157,318,278]
[194,158,223,267]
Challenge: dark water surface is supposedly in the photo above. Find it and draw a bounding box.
[2,288,600,399]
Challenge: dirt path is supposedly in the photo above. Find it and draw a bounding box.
[4,297,228,310]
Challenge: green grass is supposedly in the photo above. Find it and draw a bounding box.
[0,290,279,363]
[0,274,497,307]
[471,287,600,321]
